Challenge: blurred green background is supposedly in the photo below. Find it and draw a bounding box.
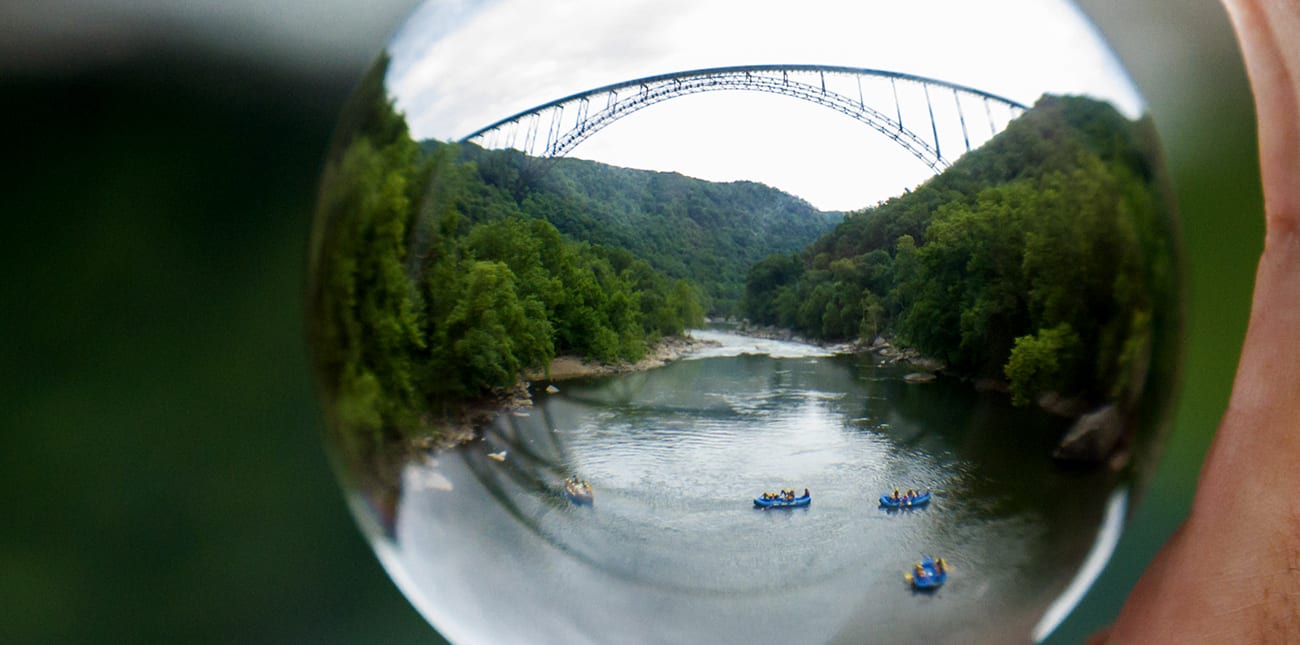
[0,1,1261,643]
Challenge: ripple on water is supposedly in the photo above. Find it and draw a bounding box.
[387,330,1122,644]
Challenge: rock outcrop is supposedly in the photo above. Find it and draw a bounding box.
[1054,404,1125,463]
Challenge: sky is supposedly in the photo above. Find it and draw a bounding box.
[384,0,1146,211]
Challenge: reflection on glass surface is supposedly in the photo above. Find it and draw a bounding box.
[306,1,1182,642]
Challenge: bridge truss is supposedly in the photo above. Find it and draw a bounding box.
[459,65,1030,173]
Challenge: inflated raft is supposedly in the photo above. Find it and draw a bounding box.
[753,493,811,509]
[564,479,593,505]
[879,491,931,508]
[905,556,948,590]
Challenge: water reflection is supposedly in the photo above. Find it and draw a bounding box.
[380,330,1121,643]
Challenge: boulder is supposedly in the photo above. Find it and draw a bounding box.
[1054,404,1125,463]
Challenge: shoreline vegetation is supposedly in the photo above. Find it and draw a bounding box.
[407,324,1131,471]
[731,321,1134,464]
[739,95,1177,418]
[523,333,722,382]
[737,96,1179,465]
[310,55,838,468]
[410,325,923,455]
[409,333,720,455]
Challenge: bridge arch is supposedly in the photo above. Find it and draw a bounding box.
[459,65,1029,172]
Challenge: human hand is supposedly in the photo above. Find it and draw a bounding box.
[1093,1,1300,642]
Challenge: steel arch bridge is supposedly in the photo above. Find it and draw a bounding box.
[459,64,1029,173]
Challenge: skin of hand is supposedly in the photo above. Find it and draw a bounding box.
[1092,1,1300,642]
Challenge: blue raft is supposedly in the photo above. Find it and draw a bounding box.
[879,490,931,508]
[564,478,593,506]
[906,556,948,590]
[753,493,811,509]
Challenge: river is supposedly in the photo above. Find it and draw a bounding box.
[367,327,1128,644]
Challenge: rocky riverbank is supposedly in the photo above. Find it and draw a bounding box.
[865,335,946,374]
[523,334,722,382]
[410,334,721,455]
[729,322,947,378]
[409,378,534,455]
[730,321,856,353]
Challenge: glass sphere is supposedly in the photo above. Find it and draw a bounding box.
[306,1,1181,643]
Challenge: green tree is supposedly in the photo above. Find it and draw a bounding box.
[860,290,886,341]
[1004,323,1082,406]
[743,253,803,324]
[668,279,706,332]
[439,261,554,395]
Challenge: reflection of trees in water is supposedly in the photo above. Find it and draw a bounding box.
[834,354,1116,527]
[577,371,652,406]
[449,404,752,593]
[466,404,572,502]
[450,410,598,566]
[334,392,577,541]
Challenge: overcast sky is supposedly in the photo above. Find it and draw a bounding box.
[384,0,1145,211]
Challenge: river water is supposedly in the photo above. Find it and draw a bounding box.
[370,328,1127,644]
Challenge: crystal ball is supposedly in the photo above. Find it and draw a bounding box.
[306,1,1181,642]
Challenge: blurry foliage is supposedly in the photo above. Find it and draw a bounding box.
[1,56,440,644]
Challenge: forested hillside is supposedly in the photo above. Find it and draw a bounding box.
[445,142,842,314]
[743,95,1179,411]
